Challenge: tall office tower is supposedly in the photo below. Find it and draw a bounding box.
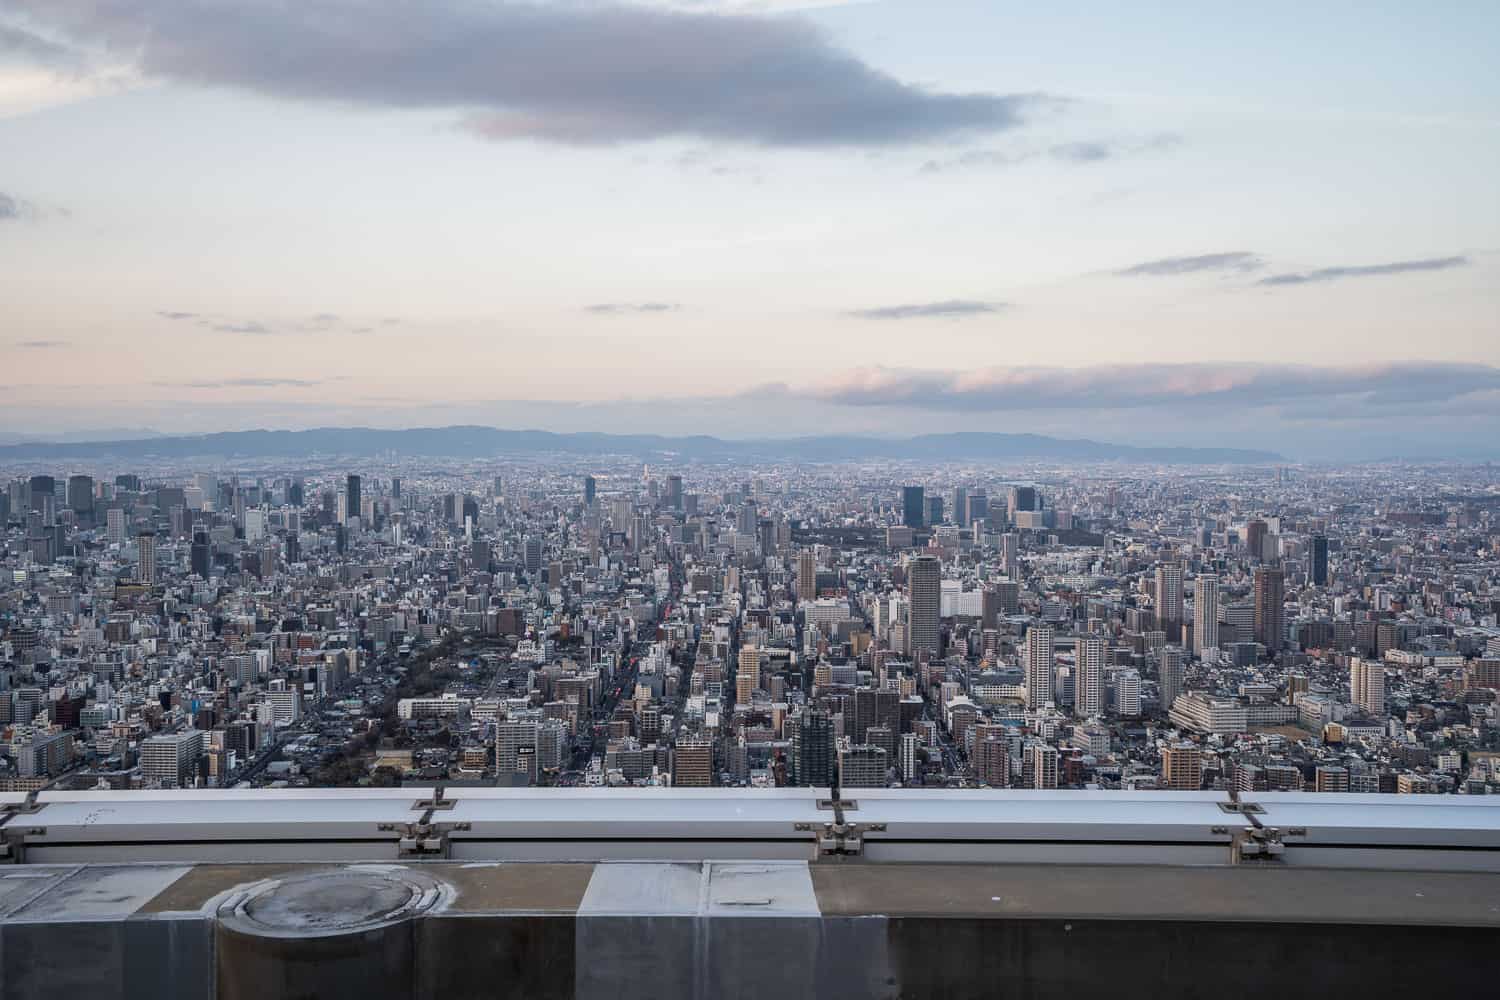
[898,732,919,783]
[1245,518,1268,560]
[992,580,1020,616]
[925,496,943,526]
[1193,575,1221,655]
[852,688,900,745]
[794,709,836,787]
[106,507,126,544]
[66,475,94,523]
[1075,636,1105,718]
[583,475,597,508]
[27,475,55,513]
[902,486,925,529]
[287,476,304,507]
[115,474,141,493]
[1311,534,1329,586]
[1000,533,1019,581]
[757,518,776,557]
[345,475,361,526]
[1007,486,1037,522]
[524,535,543,574]
[1254,566,1285,654]
[1025,742,1059,789]
[673,737,713,787]
[1155,562,1184,633]
[136,532,157,586]
[190,531,212,579]
[952,487,968,528]
[969,491,989,526]
[1159,646,1185,713]
[1161,744,1203,791]
[1350,658,1386,717]
[666,474,683,511]
[737,502,757,537]
[907,555,941,659]
[797,550,817,602]
[1025,624,1055,709]
[981,586,1001,630]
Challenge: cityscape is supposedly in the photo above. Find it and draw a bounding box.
[3,450,1497,799]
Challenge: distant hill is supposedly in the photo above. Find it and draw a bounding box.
[0,426,1281,464]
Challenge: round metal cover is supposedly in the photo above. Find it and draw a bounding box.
[217,868,446,938]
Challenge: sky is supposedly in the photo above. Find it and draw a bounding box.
[1,0,1497,459]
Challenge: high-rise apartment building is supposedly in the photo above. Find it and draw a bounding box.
[140,730,204,789]
[1155,562,1184,632]
[797,550,817,602]
[1159,646,1185,714]
[1026,624,1054,709]
[673,737,713,787]
[1161,743,1202,791]
[1350,658,1386,717]
[1254,566,1285,654]
[1000,533,1019,581]
[136,531,157,586]
[1075,636,1105,718]
[907,555,941,659]
[1194,575,1220,655]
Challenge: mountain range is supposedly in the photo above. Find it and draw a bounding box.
[0,426,1281,464]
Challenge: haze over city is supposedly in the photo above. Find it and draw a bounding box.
[2,1,1497,459]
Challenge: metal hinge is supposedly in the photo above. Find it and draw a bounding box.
[379,820,471,858]
[1231,825,1285,863]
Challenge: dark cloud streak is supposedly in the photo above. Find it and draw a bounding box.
[19,0,1050,147]
[1258,255,1468,286]
[1115,252,1264,277]
[846,300,1004,320]
[586,303,682,315]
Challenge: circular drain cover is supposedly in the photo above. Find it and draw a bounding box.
[218,869,445,938]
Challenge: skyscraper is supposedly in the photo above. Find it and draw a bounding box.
[1311,534,1329,586]
[1193,575,1220,655]
[583,475,597,508]
[902,486,924,529]
[136,531,157,586]
[797,550,817,602]
[1159,646,1185,713]
[907,555,940,659]
[952,486,968,528]
[1026,624,1054,709]
[793,708,835,787]
[1155,562,1184,633]
[1350,658,1386,717]
[1254,566,1285,654]
[1000,533,1019,581]
[1075,636,1105,718]
[1245,518,1268,560]
[67,475,94,524]
[665,474,683,511]
[673,737,713,787]
[345,474,361,527]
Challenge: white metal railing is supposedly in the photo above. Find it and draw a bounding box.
[3,787,1498,870]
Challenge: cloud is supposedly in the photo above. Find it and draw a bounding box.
[799,361,1500,413]
[1115,252,1264,277]
[1257,255,1469,286]
[845,300,1005,320]
[210,321,272,335]
[18,0,1053,147]
[158,377,321,389]
[0,191,44,222]
[0,23,78,64]
[921,133,1178,173]
[586,303,682,315]
[13,339,70,349]
[156,310,197,321]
